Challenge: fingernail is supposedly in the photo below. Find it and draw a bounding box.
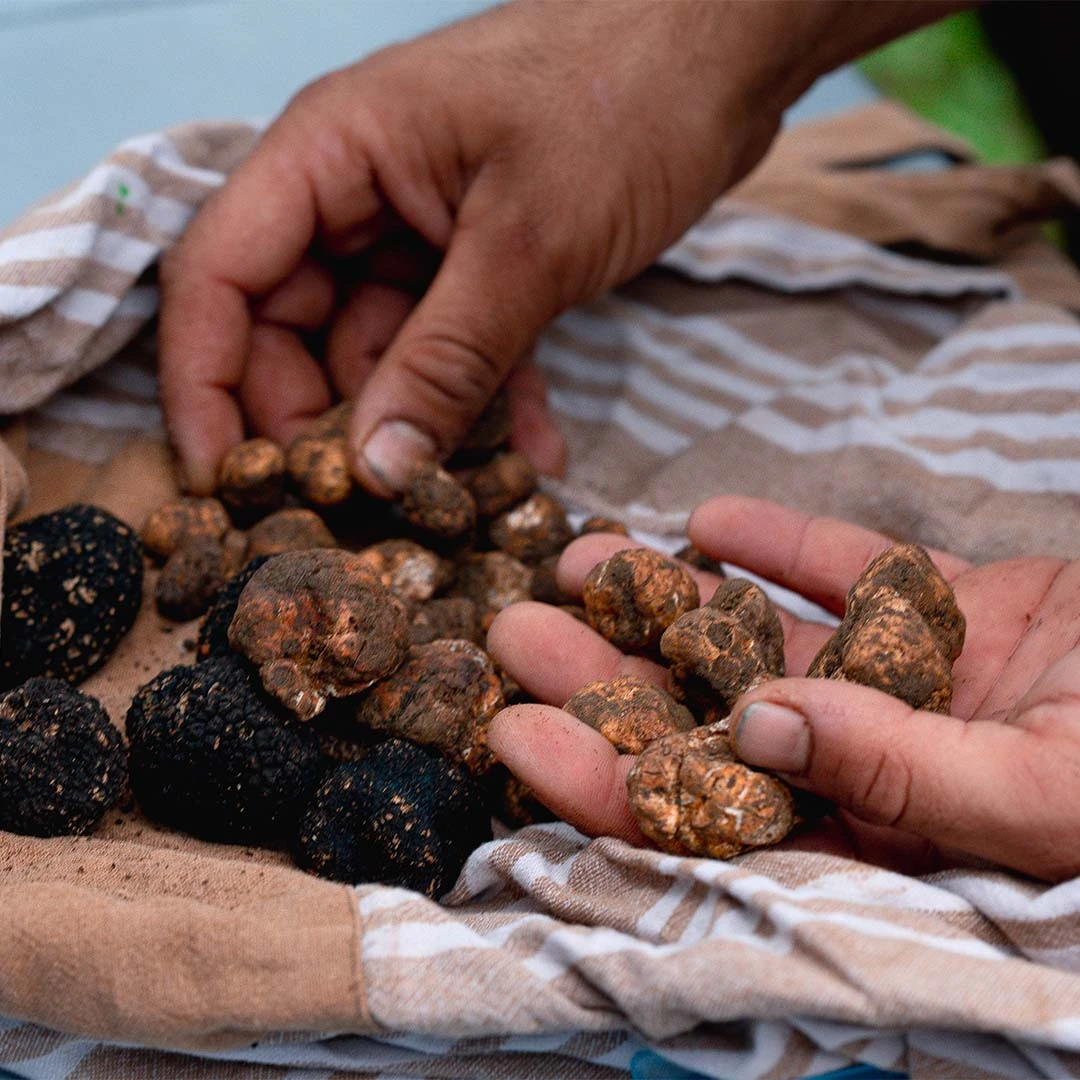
[733,702,811,775]
[359,420,436,493]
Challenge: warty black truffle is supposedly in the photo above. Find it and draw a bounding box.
[195,555,272,661]
[293,738,491,897]
[0,678,127,836]
[126,655,323,847]
[1,504,143,689]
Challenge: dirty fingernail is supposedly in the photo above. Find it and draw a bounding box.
[359,420,436,493]
[733,701,810,775]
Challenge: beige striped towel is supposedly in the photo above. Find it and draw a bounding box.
[1,106,1080,1079]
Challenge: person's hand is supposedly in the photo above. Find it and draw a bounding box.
[158,1,955,497]
[487,496,1080,882]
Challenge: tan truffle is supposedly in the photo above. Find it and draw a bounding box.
[402,461,477,541]
[285,403,354,507]
[141,497,230,562]
[582,548,700,655]
[155,536,231,622]
[229,549,409,720]
[353,539,454,605]
[579,516,629,537]
[245,508,336,560]
[563,675,696,755]
[463,451,538,518]
[807,542,964,713]
[530,553,573,606]
[354,639,504,775]
[660,579,785,718]
[488,493,574,564]
[627,723,796,858]
[453,551,534,631]
[216,438,286,521]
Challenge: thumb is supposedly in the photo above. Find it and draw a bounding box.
[347,222,560,495]
[729,675,1080,880]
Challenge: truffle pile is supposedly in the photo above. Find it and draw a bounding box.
[0,393,967,894]
[577,542,965,860]
[126,393,593,896]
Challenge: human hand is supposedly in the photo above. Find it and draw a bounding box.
[488,496,1080,882]
[158,1,955,497]
[158,1,788,496]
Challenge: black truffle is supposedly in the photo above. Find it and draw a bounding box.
[1,504,143,689]
[294,739,491,897]
[0,678,127,836]
[126,656,323,847]
[195,555,272,661]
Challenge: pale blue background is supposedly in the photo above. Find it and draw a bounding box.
[0,0,879,228]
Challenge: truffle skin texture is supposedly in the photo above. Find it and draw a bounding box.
[229,549,409,720]
[661,578,785,716]
[563,675,696,755]
[196,555,272,661]
[354,639,504,774]
[126,656,323,847]
[627,723,795,858]
[1,504,144,689]
[453,551,534,631]
[155,536,230,622]
[244,508,337,561]
[582,548,699,655]
[216,438,287,521]
[0,678,127,836]
[141,497,231,562]
[488,493,574,564]
[354,539,454,605]
[294,740,492,897]
[409,597,481,646]
[463,451,538,518]
[402,462,477,541]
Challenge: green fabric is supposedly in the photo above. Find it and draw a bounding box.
[857,11,1045,166]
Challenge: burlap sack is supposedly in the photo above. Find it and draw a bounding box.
[0,104,1079,1078]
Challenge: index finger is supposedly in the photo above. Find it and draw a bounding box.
[689,496,973,617]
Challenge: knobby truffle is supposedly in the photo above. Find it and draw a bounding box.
[155,536,231,622]
[293,739,492,897]
[453,551,533,631]
[807,542,964,712]
[661,578,785,719]
[353,539,454,605]
[1,504,143,688]
[402,461,477,541]
[488,493,573,564]
[563,674,696,755]
[229,549,409,720]
[0,678,127,836]
[354,639,504,775]
[582,547,699,655]
[244,507,337,561]
[216,438,287,522]
[627,723,795,858]
[141,497,230,562]
[126,656,323,847]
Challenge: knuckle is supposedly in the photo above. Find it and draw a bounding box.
[398,330,506,425]
[843,749,915,829]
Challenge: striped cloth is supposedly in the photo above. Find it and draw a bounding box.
[1,117,1080,1080]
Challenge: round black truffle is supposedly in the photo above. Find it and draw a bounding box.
[294,739,492,897]
[0,678,127,836]
[195,555,272,661]
[1,504,143,689]
[126,656,323,847]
